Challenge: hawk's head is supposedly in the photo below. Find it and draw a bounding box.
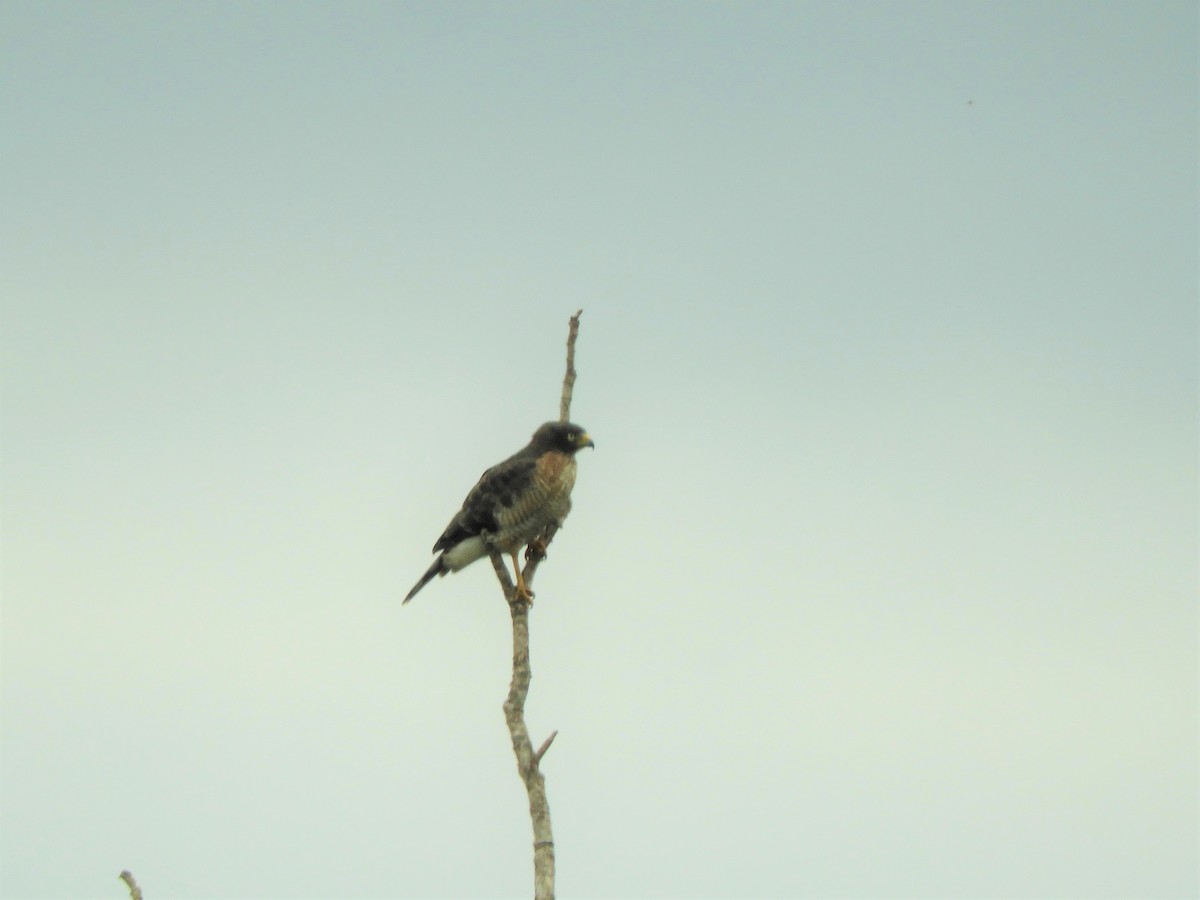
[531,421,595,454]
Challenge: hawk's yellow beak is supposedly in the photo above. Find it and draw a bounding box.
[578,432,595,449]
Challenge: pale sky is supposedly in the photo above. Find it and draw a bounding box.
[1,2,1196,898]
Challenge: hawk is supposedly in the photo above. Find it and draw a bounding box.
[404,421,594,604]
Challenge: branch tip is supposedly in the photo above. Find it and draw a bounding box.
[119,871,143,900]
[560,310,582,423]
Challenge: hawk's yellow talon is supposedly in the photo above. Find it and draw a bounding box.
[510,550,535,606]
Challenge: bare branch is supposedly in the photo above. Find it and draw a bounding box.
[118,871,143,900]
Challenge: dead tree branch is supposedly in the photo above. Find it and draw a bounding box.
[494,310,582,900]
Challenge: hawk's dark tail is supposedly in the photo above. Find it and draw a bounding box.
[403,556,446,604]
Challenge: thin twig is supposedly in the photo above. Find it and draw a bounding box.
[118,871,143,900]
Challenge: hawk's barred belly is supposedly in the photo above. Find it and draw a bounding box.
[493,451,576,551]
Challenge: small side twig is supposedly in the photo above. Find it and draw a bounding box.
[533,729,559,767]
[119,871,143,900]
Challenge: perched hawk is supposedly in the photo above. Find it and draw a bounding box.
[404,421,594,604]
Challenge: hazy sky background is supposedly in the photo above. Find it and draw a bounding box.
[2,2,1196,898]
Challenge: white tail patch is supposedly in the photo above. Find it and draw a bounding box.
[442,536,488,572]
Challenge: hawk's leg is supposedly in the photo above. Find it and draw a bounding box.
[510,550,535,605]
[524,536,549,563]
